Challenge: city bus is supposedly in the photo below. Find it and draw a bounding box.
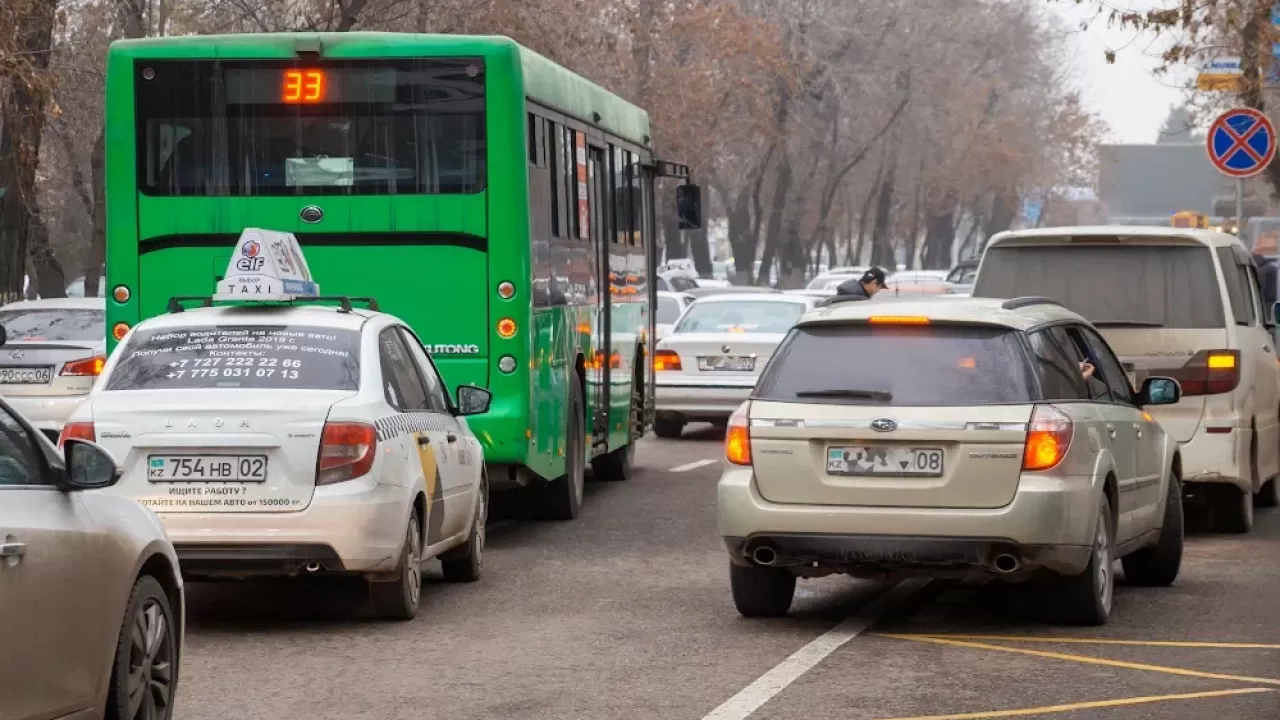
[102,32,701,520]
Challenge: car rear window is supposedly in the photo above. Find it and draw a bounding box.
[753,324,1037,406]
[0,308,103,342]
[674,301,807,334]
[973,244,1225,328]
[105,325,361,391]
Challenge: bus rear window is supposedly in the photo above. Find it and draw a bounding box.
[105,325,361,391]
[135,59,485,196]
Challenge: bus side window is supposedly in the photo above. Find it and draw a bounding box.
[549,120,561,238]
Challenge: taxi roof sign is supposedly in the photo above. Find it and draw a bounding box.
[214,228,319,302]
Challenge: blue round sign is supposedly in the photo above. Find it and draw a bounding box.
[1207,107,1277,178]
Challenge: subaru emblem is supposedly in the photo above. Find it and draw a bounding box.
[870,418,897,432]
[300,205,324,223]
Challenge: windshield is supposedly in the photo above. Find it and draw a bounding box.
[105,325,361,391]
[134,58,485,196]
[947,265,977,284]
[656,297,683,324]
[674,300,807,334]
[0,308,103,342]
[754,324,1037,406]
[973,244,1224,328]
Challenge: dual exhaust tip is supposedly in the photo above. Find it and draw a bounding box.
[747,542,1022,574]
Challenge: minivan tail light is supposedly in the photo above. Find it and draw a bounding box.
[1022,405,1072,472]
[725,402,752,465]
[60,356,106,377]
[1167,350,1241,396]
[317,422,377,485]
[654,349,682,371]
[58,422,96,446]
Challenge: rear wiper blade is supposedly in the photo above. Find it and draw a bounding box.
[794,388,893,401]
[1091,320,1164,328]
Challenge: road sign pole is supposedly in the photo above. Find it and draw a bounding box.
[1237,179,1245,236]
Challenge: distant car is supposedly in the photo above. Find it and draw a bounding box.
[718,295,1185,626]
[686,285,780,299]
[826,266,868,276]
[805,273,858,291]
[0,394,184,720]
[655,271,700,293]
[64,274,106,298]
[946,258,980,295]
[0,297,106,441]
[656,291,696,340]
[65,299,494,621]
[694,278,733,288]
[653,293,820,438]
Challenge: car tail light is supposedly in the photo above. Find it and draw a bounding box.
[58,422,96,446]
[60,356,106,377]
[1022,405,1073,472]
[654,349,682,371]
[725,402,752,465]
[1166,350,1241,396]
[317,422,377,485]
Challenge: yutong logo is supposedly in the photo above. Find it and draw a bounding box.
[236,239,265,271]
[427,344,481,355]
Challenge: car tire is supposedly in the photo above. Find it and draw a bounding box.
[592,376,640,482]
[654,416,684,439]
[368,512,423,621]
[105,574,179,720]
[1055,493,1114,626]
[539,378,586,520]
[1256,477,1280,508]
[730,562,796,618]
[1212,483,1254,534]
[1121,471,1183,586]
[441,473,487,582]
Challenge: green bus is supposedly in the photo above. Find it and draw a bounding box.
[102,32,701,519]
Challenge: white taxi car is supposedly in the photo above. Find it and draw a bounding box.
[62,229,492,620]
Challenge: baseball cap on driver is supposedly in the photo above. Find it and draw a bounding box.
[860,267,890,288]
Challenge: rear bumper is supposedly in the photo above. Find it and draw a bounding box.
[3,394,86,432]
[655,383,751,420]
[717,467,1099,577]
[1180,426,1248,491]
[157,477,412,577]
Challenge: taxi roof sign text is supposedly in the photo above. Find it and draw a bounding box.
[214,228,320,303]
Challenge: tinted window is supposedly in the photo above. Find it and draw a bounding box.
[397,327,449,413]
[1076,326,1135,403]
[0,405,41,486]
[105,325,361,391]
[1217,248,1252,326]
[0,308,103,342]
[656,296,683,324]
[379,329,430,411]
[754,324,1037,406]
[675,301,808,334]
[1027,329,1087,401]
[974,244,1225,328]
[135,59,485,196]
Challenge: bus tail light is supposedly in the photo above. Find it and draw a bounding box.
[498,355,517,373]
[316,422,377,485]
[111,322,130,341]
[1022,405,1073,472]
[654,350,681,371]
[1163,350,1240,396]
[497,281,516,299]
[59,422,96,446]
[60,356,106,377]
[725,402,751,465]
[497,318,517,338]
[112,285,130,303]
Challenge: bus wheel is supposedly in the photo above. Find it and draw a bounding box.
[592,373,640,482]
[539,378,586,521]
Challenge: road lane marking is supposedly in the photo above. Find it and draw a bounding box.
[900,633,1280,650]
[871,688,1274,720]
[700,579,928,720]
[876,634,1280,686]
[670,459,717,472]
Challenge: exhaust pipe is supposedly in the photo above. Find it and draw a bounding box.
[304,562,322,573]
[751,545,778,566]
[992,554,1020,573]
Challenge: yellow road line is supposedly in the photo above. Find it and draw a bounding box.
[875,634,1280,686]
[888,633,1280,650]
[872,687,1274,720]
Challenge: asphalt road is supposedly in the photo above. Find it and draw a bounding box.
[174,423,1280,720]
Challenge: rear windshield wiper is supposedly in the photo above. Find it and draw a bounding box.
[794,388,893,401]
[1091,320,1165,328]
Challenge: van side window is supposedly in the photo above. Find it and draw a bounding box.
[1245,264,1266,325]
[1217,247,1252,326]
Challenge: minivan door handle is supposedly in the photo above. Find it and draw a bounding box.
[417,436,431,446]
[1,542,27,562]
[1104,422,1116,439]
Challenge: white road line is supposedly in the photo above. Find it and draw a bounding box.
[700,579,929,720]
[669,458,718,472]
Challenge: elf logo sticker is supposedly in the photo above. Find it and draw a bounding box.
[236,240,266,271]
[426,343,481,355]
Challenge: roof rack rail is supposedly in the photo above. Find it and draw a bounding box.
[166,295,380,314]
[1001,296,1063,311]
[166,296,214,313]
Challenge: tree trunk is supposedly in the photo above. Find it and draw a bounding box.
[869,163,897,268]
[758,148,795,287]
[689,224,712,277]
[983,189,1018,244]
[921,209,956,269]
[726,188,754,282]
[85,130,106,298]
[660,191,686,260]
[28,211,66,297]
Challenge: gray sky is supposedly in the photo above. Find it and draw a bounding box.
[1051,0,1190,143]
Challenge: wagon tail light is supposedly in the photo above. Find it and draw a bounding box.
[1161,350,1241,396]
[1022,405,1072,472]
[58,422,96,446]
[316,422,377,486]
[725,402,752,465]
[60,356,106,377]
[654,349,682,371]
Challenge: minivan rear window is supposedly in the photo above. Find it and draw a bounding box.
[105,325,361,391]
[973,244,1225,328]
[753,324,1037,406]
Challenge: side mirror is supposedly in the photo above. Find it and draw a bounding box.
[676,183,702,230]
[1139,376,1182,407]
[454,385,492,416]
[62,439,121,490]
[1273,301,1280,327]
[0,324,6,346]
